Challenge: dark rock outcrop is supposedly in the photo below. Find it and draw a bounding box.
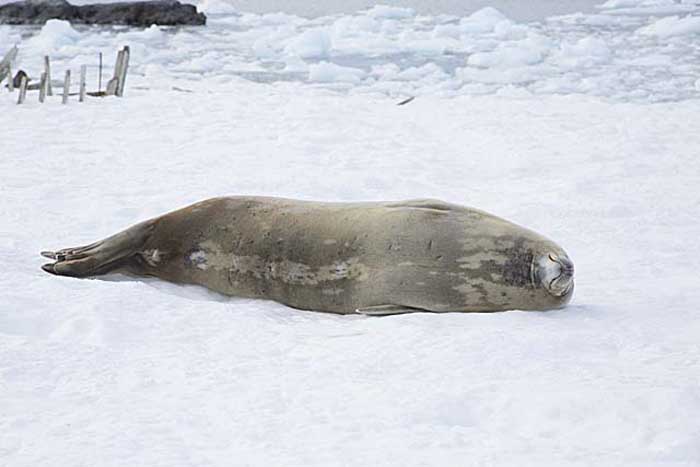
[0,0,206,26]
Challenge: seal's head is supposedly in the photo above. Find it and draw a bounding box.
[532,249,574,305]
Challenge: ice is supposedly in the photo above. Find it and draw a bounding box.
[365,4,415,19]
[3,2,698,102]
[598,0,643,7]
[467,37,548,68]
[0,25,19,46]
[308,61,366,83]
[637,14,700,37]
[197,0,239,15]
[26,19,81,52]
[459,6,510,33]
[284,27,333,59]
[125,24,166,40]
[555,36,612,68]
[597,0,698,15]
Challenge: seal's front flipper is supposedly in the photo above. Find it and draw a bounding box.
[355,305,428,316]
[41,220,155,278]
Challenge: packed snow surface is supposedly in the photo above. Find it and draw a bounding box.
[2,1,700,466]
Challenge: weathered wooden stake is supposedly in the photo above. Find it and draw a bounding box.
[105,77,118,95]
[62,69,71,104]
[17,75,27,104]
[0,45,18,84]
[79,65,86,102]
[44,56,53,96]
[106,49,124,96]
[116,46,129,97]
[98,52,103,92]
[39,71,47,103]
[7,64,13,92]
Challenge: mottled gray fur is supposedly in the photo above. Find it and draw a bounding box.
[41,197,574,314]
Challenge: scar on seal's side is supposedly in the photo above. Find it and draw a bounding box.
[41,197,574,315]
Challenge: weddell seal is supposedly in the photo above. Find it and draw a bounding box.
[41,197,574,315]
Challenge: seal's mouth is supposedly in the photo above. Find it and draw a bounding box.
[534,253,574,297]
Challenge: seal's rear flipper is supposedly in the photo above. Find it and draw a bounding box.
[41,220,155,278]
[355,305,429,316]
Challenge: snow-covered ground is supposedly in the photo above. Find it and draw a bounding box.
[2,1,700,466]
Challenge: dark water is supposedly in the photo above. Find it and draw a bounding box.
[223,0,602,21]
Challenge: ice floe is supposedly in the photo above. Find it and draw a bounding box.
[2,2,699,102]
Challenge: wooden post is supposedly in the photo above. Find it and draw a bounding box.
[116,46,129,97]
[98,52,102,92]
[79,65,86,102]
[17,75,27,104]
[62,69,71,104]
[39,71,47,103]
[106,49,124,96]
[44,55,53,96]
[0,45,18,84]
[106,76,118,96]
[7,64,13,92]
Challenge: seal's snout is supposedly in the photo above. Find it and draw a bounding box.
[535,252,574,298]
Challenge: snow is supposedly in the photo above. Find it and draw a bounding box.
[2,1,700,465]
[636,14,700,37]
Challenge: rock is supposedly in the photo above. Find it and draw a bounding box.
[0,0,206,26]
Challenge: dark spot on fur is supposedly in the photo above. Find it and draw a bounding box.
[501,241,534,287]
[469,238,534,288]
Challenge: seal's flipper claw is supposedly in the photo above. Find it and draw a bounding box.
[355,305,425,316]
[40,220,155,278]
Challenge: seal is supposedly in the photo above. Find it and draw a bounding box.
[41,197,574,315]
